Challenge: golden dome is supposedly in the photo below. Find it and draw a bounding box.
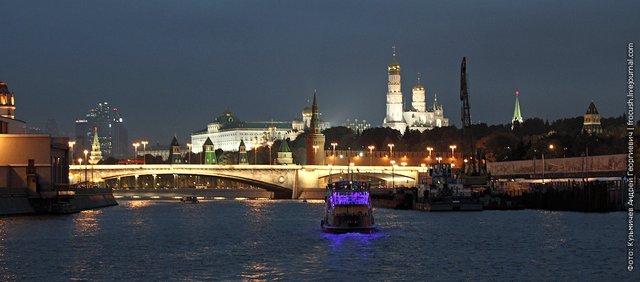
[412,72,424,90]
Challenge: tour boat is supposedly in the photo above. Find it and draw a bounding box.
[321,180,377,234]
[180,196,199,203]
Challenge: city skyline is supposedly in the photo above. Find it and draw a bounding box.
[0,1,637,143]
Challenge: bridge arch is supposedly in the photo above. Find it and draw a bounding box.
[102,171,292,199]
[318,172,415,188]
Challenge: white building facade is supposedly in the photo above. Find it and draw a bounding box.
[191,105,329,153]
[382,48,448,134]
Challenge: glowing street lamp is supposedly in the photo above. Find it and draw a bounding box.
[331,142,338,165]
[83,150,88,187]
[542,144,555,184]
[426,146,433,158]
[140,141,148,165]
[436,157,442,163]
[449,145,457,159]
[78,158,83,185]
[388,144,395,159]
[68,141,76,165]
[267,141,274,165]
[133,142,140,159]
[187,143,192,164]
[390,160,396,188]
[367,145,375,166]
[253,138,260,165]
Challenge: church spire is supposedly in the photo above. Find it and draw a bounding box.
[311,91,320,134]
[88,127,103,164]
[511,90,524,129]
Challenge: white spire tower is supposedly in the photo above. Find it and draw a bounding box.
[412,72,426,112]
[383,46,407,132]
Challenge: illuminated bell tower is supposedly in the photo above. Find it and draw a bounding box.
[412,72,426,112]
[305,93,325,165]
[0,81,16,119]
[383,46,406,132]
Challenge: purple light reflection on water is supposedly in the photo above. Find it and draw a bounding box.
[329,192,370,207]
[322,231,388,254]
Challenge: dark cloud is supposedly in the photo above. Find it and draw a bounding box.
[1,0,637,143]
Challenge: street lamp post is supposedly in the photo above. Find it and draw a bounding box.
[68,141,75,165]
[187,143,192,164]
[267,141,274,165]
[542,144,554,185]
[388,144,395,159]
[427,146,433,159]
[331,142,338,165]
[449,145,457,159]
[368,145,375,166]
[253,138,259,165]
[78,158,83,186]
[83,150,88,187]
[390,160,396,188]
[133,142,140,160]
[141,141,148,165]
[312,145,319,165]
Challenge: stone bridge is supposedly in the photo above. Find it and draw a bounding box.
[69,164,420,199]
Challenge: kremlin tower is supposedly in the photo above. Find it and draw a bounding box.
[305,93,325,165]
[511,90,524,130]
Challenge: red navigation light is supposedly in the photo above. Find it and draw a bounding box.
[515,90,519,95]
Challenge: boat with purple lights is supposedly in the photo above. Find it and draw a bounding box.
[321,180,377,234]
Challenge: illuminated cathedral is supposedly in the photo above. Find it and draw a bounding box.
[382,47,448,134]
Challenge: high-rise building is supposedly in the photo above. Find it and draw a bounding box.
[511,90,524,130]
[74,102,129,159]
[381,47,449,134]
[582,101,602,135]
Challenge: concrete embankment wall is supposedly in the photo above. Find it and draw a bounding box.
[0,188,35,215]
[298,189,325,200]
[71,188,118,211]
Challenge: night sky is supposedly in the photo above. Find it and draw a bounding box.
[1,0,638,144]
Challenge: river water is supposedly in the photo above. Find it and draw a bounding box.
[0,200,636,281]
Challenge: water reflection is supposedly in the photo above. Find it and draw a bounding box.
[540,210,567,250]
[122,200,153,209]
[73,209,102,236]
[240,262,283,281]
[323,232,387,253]
[0,221,13,280]
[243,200,272,224]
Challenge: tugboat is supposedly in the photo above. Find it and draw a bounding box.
[180,196,199,203]
[321,180,377,234]
[415,162,483,211]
